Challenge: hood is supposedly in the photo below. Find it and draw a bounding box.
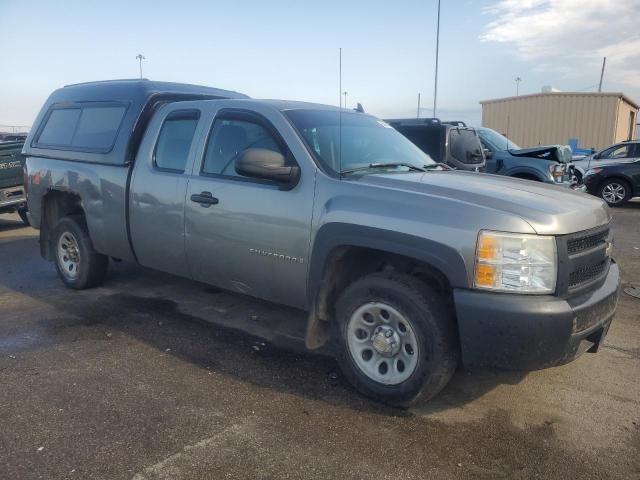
[350,171,610,235]
[510,145,573,163]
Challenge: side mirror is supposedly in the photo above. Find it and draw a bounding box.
[483,148,493,159]
[235,148,299,188]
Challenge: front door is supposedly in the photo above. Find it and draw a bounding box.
[184,109,314,309]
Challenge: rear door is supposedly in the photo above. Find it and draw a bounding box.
[129,104,204,276]
[184,107,314,309]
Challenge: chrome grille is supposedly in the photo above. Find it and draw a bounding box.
[569,261,607,288]
[557,226,611,296]
[567,229,608,255]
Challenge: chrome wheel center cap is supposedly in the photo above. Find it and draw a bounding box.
[371,325,401,357]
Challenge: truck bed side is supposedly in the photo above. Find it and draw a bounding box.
[26,157,134,262]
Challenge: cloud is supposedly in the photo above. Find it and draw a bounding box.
[481,0,640,91]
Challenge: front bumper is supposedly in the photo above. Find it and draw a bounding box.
[454,262,620,370]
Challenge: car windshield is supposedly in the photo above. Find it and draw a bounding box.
[479,128,520,151]
[285,109,436,175]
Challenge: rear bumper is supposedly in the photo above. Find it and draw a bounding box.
[0,185,26,212]
[454,262,620,370]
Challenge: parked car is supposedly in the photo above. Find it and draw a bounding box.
[385,118,485,171]
[24,80,620,406]
[571,140,640,183]
[583,158,640,206]
[0,133,28,143]
[477,127,576,187]
[0,140,29,224]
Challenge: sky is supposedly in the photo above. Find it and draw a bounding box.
[1,0,639,130]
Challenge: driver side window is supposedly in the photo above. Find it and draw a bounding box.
[202,118,284,177]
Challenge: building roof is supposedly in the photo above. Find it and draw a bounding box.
[480,91,639,110]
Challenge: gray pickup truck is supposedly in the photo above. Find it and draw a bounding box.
[24,80,620,406]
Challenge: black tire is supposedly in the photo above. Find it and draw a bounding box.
[17,207,29,226]
[598,178,631,207]
[333,272,458,407]
[51,215,108,289]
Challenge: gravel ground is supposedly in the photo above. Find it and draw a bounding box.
[0,202,638,479]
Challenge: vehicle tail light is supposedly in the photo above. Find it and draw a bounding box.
[23,165,28,194]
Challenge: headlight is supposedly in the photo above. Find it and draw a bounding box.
[474,231,557,294]
[585,167,603,177]
[548,164,565,182]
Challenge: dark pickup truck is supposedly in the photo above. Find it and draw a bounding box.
[0,140,29,224]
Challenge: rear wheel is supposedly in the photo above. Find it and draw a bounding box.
[51,216,108,289]
[333,272,458,407]
[598,179,631,206]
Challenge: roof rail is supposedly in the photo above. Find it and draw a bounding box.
[385,117,441,125]
[442,120,467,127]
[64,78,149,87]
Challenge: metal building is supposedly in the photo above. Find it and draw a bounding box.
[480,92,638,151]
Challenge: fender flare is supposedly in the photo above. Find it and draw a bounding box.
[504,166,546,181]
[307,222,469,304]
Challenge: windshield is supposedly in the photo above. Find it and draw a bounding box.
[285,109,436,174]
[479,128,520,151]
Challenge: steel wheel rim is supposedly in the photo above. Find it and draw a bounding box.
[57,231,81,280]
[346,302,419,385]
[603,183,626,203]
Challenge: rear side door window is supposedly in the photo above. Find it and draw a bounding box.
[154,110,201,173]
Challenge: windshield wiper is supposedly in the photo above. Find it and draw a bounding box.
[423,163,452,170]
[341,162,426,175]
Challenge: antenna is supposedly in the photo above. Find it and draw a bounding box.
[417,93,421,118]
[506,115,510,152]
[136,54,146,79]
[433,0,441,117]
[339,47,343,179]
[598,57,606,92]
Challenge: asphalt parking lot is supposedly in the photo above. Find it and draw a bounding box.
[1,203,639,480]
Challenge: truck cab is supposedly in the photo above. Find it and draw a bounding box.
[386,118,486,171]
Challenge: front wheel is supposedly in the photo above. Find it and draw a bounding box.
[598,179,631,206]
[51,216,108,289]
[333,272,458,407]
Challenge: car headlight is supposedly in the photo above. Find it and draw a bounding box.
[474,231,557,294]
[584,167,603,177]
[548,164,565,182]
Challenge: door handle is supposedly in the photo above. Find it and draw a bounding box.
[190,191,219,205]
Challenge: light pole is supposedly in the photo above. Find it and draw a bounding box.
[343,91,348,109]
[515,77,521,96]
[136,54,146,79]
[433,0,441,117]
